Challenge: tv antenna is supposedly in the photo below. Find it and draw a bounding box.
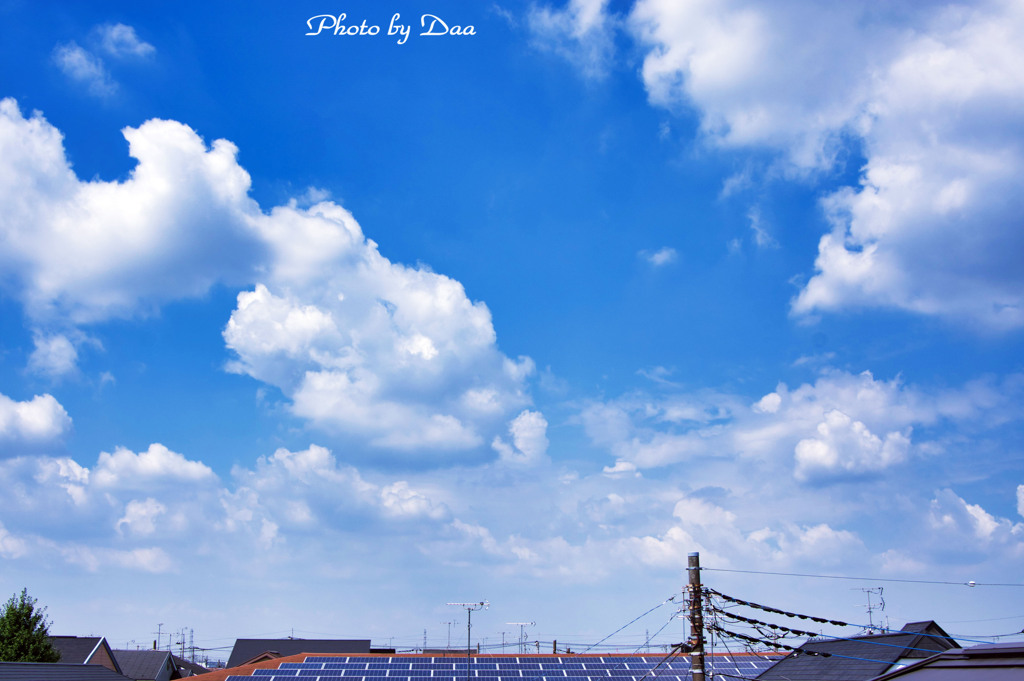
[448,601,488,680]
[440,620,456,649]
[506,622,535,654]
[856,587,885,634]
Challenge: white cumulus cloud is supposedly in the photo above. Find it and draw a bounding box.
[625,0,1024,328]
[0,99,264,323]
[0,392,72,445]
[0,99,533,454]
[793,409,911,482]
[92,444,217,489]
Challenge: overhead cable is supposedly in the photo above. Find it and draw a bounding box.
[705,623,820,655]
[708,608,821,638]
[700,567,1024,587]
[706,591,999,649]
[706,588,851,626]
[573,594,677,656]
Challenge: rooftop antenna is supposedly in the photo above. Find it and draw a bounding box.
[507,622,535,654]
[448,601,488,681]
[856,587,885,634]
[441,620,456,649]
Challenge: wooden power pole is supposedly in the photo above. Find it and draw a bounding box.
[687,552,706,681]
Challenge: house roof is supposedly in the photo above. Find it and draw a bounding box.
[112,649,210,679]
[204,651,784,681]
[0,662,132,680]
[50,635,124,675]
[755,621,960,681]
[186,652,312,681]
[869,642,1024,681]
[112,650,175,680]
[51,636,107,664]
[225,639,371,668]
[173,654,210,677]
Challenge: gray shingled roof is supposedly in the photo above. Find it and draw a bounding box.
[112,650,174,680]
[51,636,106,664]
[225,639,371,668]
[0,662,132,680]
[756,621,960,681]
[871,642,1024,681]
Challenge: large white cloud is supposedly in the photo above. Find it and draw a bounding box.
[621,0,1024,327]
[224,210,534,453]
[0,98,264,324]
[0,99,533,452]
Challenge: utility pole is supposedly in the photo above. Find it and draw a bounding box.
[687,552,706,681]
[448,601,488,681]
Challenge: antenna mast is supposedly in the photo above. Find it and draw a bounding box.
[506,622,535,654]
[858,588,885,634]
[448,601,488,681]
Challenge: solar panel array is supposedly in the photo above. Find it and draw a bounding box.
[223,655,778,681]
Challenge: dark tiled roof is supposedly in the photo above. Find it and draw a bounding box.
[225,640,371,668]
[756,621,960,681]
[0,662,132,680]
[173,654,210,676]
[871,642,1024,680]
[112,650,174,680]
[51,636,106,664]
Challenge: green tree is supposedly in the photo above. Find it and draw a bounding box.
[0,588,61,662]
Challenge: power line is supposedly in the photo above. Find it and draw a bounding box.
[706,589,1008,648]
[573,594,677,656]
[700,567,1024,587]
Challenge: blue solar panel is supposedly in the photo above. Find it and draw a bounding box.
[232,653,781,681]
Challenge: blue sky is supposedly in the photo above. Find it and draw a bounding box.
[1,0,1023,661]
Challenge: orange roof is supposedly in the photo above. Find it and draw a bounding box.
[201,650,781,681]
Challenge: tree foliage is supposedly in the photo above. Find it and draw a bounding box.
[0,588,61,662]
